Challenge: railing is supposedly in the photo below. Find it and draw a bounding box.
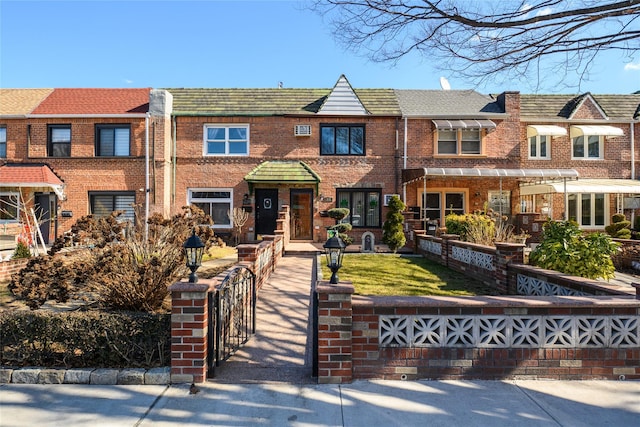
[207,266,256,378]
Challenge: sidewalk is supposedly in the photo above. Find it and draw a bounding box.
[1,254,639,426]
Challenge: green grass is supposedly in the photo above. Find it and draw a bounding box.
[320,254,499,296]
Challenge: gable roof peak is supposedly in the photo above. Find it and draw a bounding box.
[318,75,368,115]
[568,92,608,120]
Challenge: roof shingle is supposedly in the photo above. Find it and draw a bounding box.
[0,89,54,116]
[30,88,150,115]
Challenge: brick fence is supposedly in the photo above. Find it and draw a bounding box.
[315,233,639,383]
[317,282,640,383]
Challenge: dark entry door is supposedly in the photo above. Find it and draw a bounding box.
[255,189,278,238]
[290,189,313,240]
[34,193,56,244]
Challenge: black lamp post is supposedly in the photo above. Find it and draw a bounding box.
[323,234,346,284]
[183,228,205,283]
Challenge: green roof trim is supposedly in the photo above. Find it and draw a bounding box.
[244,161,321,193]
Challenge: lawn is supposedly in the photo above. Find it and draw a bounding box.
[320,254,499,296]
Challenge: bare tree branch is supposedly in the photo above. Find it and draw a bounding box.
[309,0,640,89]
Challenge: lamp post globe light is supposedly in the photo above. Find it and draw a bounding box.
[323,234,346,284]
[183,228,205,283]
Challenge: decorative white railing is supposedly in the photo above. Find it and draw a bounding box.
[419,239,442,256]
[379,315,639,348]
[517,274,588,296]
[451,246,495,271]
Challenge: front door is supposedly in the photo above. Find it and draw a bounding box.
[255,189,278,238]
[34,193,56,244]
[290,189,313,240]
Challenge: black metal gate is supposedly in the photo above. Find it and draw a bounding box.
[207,266,256,378]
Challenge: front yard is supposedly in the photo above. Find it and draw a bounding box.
[320,254,499,296]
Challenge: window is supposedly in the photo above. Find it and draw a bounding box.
[96,125,130,156]
[320,124,365,155]
[572,135,602,159]
[336,189,380,227]
[0,192,19,222]
[0,126,6,158]
[48,125,71,157]
[204,125,249,156]
[89,192,135,222]
[568,193,606,227]
[420,191,466,224]
[189,189,232,229]
[436,129,481,155]
[528,135,549,159]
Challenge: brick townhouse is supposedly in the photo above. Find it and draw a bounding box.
[0,88,172,249]
[1,78,638,249]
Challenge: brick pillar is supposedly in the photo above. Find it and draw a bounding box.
[168,280,211,384]
[316,280,355,384]
[495,243,525,294]
[440,234,460,266]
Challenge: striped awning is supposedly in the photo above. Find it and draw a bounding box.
[402,168,579,184]
[520,179,640,195]
[432,119,496,130]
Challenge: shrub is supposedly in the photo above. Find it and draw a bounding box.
[605,213,631,239]
[529,220,619,280]
[0,310,169,368]
[12,240,31,259]
[445,210,517,245]
[382,195,406,252]
[10,205,219,311]
[327,207,353,245]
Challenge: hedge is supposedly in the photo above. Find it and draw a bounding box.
[0,311,170,368]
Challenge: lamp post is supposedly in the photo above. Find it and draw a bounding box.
[323,234,346,284]
[183,228,205,283]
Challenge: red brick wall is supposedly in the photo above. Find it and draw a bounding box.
[173,115,399,242]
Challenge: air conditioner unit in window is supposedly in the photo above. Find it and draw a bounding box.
[294,124,312,136]
[384,194,400,206]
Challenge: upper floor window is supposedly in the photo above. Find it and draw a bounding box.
[0,192,19,222]
[89,192,135,222]
[96,124,130,156]
[572,135,602,159]
[204,125,249,156]
[188,189,232,228]
[336,189,380,227]
[48,125,71,157]
[320,124,365,155]
[436,129,481,155]
[528,135,549,159]
[0,126,6,158]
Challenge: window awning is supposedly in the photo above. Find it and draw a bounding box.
[402,167,579,184]
[520,179,640,195]
[244,160,321,193]
[432,119,496,130]
[526,125,567,138]
[0,164,65,199]
[569,125,624,138]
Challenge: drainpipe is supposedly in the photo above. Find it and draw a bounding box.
[172,116,177,204]
[631,121,635,180]
[145,113,150,242]
[403,116,408,169]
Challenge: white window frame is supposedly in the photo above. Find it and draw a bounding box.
[0,191,20,222]
[188,188,233,229]
[436,129,482,156]
[567,193,608,228]
[572,135,603,160]
[528,135,550,159]
[203,124,249,156]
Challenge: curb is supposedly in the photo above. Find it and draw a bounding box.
[0,367,170,385]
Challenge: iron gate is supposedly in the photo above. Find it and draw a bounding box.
[207,266,256,378]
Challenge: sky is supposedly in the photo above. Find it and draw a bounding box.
[1,0,639,94]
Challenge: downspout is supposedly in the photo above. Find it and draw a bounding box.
[172,116,177,204]
[145,113,150,242]
[564,177,568,221]
[402,116,408,204]
[631,121,635,180]
[394,118,399,195]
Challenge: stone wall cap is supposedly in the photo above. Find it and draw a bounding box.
[168,280,212,292]
[317,280,354,294]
